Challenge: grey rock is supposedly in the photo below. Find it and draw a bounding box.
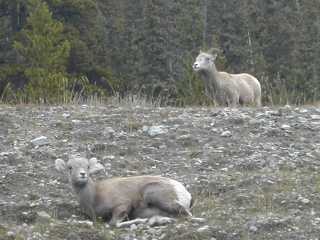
[37,211,51,220]
[197,225,211,233]
[191,217,207,223]
[220,130,232,137]
[249,225,258,232]
[281,124,291,130]
[130,224,138,231]
[30,136,49,146]
[298,196,310,204]
[6,231,16,237]
[310,115,320,120]
[144,125,168,137]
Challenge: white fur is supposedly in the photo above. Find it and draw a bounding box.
[169,179,192,209]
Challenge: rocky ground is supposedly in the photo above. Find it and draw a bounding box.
[1,104,320,240]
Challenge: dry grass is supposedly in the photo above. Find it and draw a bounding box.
[107,93,163,108]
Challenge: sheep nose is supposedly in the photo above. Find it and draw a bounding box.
[193,63,198,69]
[80,172,86,178]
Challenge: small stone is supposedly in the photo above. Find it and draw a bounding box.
[62,113,71,118]
[105,127,115,134]
[31,136,49,146]
[7,231,15,237]
[142,126,149,132]
[177,134,192,140]
[159,233,167,240]
[37,211,51,220]
[220,130,232,137]
[197,225,211,233]
[77,220,93,226]
[249,225,258,232]
[145,125,168,137]
[191,217,207,223]
[281,124,290,130]
[71,119,81,124]
[249,119,261,125]
[130,224,138,231]
[298,196,310,204]
[0,152,11,156]
[311,115,320,120]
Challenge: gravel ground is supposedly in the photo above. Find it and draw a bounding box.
[1,104,320,240]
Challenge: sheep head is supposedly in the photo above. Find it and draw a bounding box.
[193,48,220,72]
[55,157,104,188]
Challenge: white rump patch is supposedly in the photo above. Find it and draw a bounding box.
[169,179,192,209]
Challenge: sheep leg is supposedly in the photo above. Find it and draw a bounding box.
[81,205,97,221]
[116,218,148,228]
[132,205,171,219]
[109,205,131,226]
[226,90,239,107]
[255,96,261,107]
[148,215,176,226]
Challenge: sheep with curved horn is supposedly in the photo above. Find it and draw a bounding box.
[193,48,261,107]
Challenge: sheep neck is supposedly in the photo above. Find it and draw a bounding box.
[209,64,223,88]
[200,64,223,97]
[73,178,96,215]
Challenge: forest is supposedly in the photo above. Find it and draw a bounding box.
[0,0,319,105]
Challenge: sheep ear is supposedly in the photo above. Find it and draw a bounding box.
[88,158,105,174]
[207,48,220,59]
[55,159,66,172]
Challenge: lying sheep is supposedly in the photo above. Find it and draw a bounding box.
[55,157,192,227]
[193,48,261,107]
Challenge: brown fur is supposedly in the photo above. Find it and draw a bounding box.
[55,158,192,226]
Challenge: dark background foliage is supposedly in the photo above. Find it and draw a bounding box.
[0,0,319,105]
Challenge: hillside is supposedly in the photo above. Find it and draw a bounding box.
[1,104,320,240]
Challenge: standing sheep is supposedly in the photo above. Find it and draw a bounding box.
[55,157,192,227]
[193,48,261,107]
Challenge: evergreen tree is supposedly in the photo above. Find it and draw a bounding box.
[1,0,320,105]
[139,0,170,98]
[13,0,70,103]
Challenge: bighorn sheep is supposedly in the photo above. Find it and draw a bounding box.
[55,157,192,227]
[193,49,261,107]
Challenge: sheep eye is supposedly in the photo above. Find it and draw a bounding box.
[68,166,72,170]
[206,57,211,62]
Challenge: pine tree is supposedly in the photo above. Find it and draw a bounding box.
[13,0,70,103]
